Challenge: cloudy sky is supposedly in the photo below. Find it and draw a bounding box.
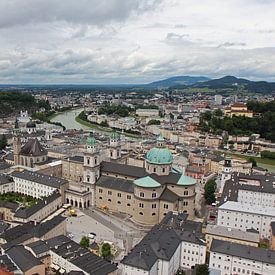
[0,0,275,84]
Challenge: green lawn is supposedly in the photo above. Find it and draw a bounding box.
[0,192,39,208]
[214,151,275,166]
[75,115,141,139]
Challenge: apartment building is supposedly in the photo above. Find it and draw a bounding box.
[209,239,275,275]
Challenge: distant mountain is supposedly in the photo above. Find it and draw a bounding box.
[147,76,210,88]
[193,75,275,93]
[193,75,250,88]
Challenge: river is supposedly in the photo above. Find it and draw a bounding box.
[51,108,90,130]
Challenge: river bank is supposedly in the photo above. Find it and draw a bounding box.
[75,113,141,139]
[215,150,275,172]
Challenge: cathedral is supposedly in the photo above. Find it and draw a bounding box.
[83,133,198,225]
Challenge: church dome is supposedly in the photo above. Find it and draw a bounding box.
[146,147,173,165]
[86,136,96,146]
[110,132,120,140]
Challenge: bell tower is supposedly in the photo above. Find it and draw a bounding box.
[220,156,232,192]
[83,134,101,206]
[109,132,121,161]
[13,118,21,166]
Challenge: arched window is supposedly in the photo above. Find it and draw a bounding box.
[139,212,143,215]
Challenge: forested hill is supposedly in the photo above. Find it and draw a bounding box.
[0,92,38,118]
[199,100,275,142]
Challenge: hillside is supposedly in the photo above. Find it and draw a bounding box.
[193,75,275,93]
[147,76,210,88]
[0,92,37,118]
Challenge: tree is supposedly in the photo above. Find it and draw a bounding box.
[0,135,7,150]
[80,236,90,248]
[213,108,223,117]
[204,180,217,205]
[148,119,161,125]
[101,242,112,260]
[195,264,210,275]
[248,157,257,167]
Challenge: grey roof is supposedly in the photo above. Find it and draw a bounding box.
[206,225,259,243]
[210,239,275,265]
[68,155,84,163]
[19,138,47,157]
[96,175,134,193]
[34,214,66,238]
[1,215,66,249]
[0,200,18,211]
[101,161,146,178]
[160,188,179,202]
[122,212,205,271]
[27,240,49,255]
[14,191,61,219]
[0,221,9,234]
[219,172,275,205]
[0,174,13,185]
[46,234,70,249]
[0,162,11,171]
[51,236,117,275]
[11,170,68,188]
[4,152,14,161]
[6,245,43,272]
[0,255,19,272]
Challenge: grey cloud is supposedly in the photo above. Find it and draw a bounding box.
[0,0,162,29]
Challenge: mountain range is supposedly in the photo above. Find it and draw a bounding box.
[147,75,275,93]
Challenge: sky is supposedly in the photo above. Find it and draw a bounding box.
[0,0,275,84]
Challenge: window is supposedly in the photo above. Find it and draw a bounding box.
[99,189,103,193]
[152,203,157,209]
[152,192,157,198]
[127,195,131,200]
[164,204,169,209]
[87,158,90,165]
[152,213,156,216]
[117,201,121,204]
[184,191,188,195]
[108,191,112,195]
[117,193,122,197]
[139,203,144,208]
[95,158,97,165]
[153,168,156,173]
[108,199,111,202]
[139,212,143,215]
[140,192,144,197]
[127,203,131,206]
[99,196,102,200]
[162,168,165,173]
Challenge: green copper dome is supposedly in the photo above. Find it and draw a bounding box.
[110,132,120,140]
[146,147,173,165]
[157,134,164,142]
[177,174,197,186]
[86,136,96,145]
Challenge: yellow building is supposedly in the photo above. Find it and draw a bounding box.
[224,103,253,118]
[205,225,259,251]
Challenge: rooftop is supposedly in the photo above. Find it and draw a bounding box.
[211,239,275,265]
[219,201,275,217]
[11,170,68,188]
[19,138,47,157]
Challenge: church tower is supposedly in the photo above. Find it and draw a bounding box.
[109,132,121,161]
[83,134,101,206]
[220,156,232,192]
[13,118,21,166]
